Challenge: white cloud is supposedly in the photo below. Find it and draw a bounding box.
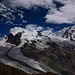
[8,0,75,24]
[41,27,53,36]
[26,24,43,31]
[10,0,52,9]
[9,24,54,40]
[10,24,43,41]
[1,0,75,24]
[0,2,6,10]
[23,20,27,23]
[10,27,25,35]
[45,0,75,24]
[10,24,70,42]
[10,24,43,35]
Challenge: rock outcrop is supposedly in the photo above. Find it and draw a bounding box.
[6,32,22,46]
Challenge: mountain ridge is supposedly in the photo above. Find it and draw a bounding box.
[0,25,75,75]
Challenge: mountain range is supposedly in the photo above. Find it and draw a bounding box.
[0,25,75,75]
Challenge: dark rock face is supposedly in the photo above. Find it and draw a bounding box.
[14,33,21,46]
[6,33,15,44]
[6,32,22,46]
[21,43,41,59]
[37,31,42,36]
[21,41,75,75]
[0,63,58,75]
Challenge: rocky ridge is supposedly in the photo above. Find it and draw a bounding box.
[0,28,75,75]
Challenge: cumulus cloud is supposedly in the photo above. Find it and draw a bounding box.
[26,24,43,31]
[10,24,68,42]
[10,24,44,40]
[41,27,53,36]
[10,24,54,39]
[45,0,75,24]
[10,27,25,35]
[10,24,43,35]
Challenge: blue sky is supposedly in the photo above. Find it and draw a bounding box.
[0,0,75,37]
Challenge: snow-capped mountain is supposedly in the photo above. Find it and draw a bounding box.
[57,25,75,41]
[0,1,75,75]
[0,25,75,75]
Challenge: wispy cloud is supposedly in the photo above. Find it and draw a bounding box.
[1,0,75,24]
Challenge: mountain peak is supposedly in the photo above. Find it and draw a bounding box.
[57,25,75,41]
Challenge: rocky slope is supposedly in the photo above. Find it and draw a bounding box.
[0,27,75,75]
[0,63,58,75]
[20,40,75,75]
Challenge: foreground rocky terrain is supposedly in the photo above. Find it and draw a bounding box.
[0,63,58,75]
[0,26,75,75]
